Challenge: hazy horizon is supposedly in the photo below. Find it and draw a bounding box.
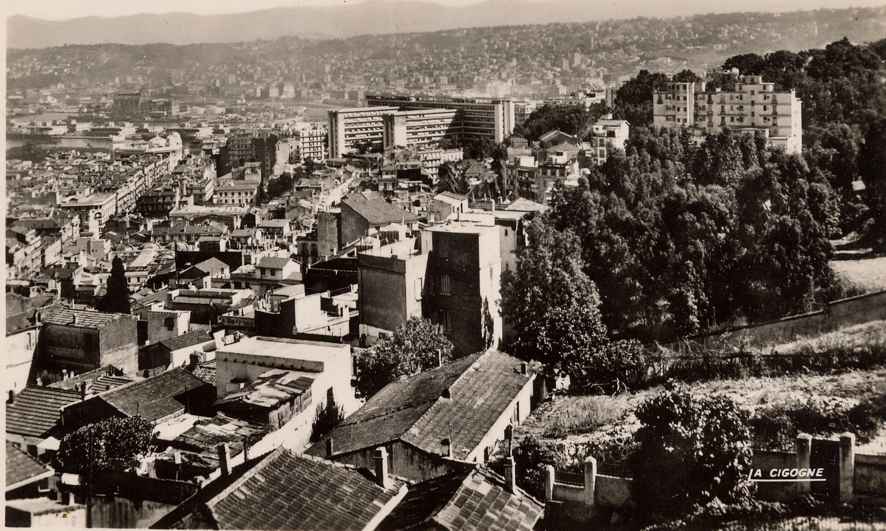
[7,0,884,21]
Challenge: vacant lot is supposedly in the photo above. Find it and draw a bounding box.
[831,256,886,293]
[518,369,886,452]
[772,320,886,354]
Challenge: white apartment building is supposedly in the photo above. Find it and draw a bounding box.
[653,75,802,154]
[328,106,399,158]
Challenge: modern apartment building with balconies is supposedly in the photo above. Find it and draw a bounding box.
[653,75,802,154]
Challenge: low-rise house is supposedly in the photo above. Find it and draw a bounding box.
[340,192,419,247]
[152,414,266,482]
[256,219,291,241]
[151,447,408,530]
[6,386,82,456]
[215,336,360,451]
[6,442,55,500]
[378,464,544,531]
[307,350,537,482]
[139,330,218,373]
[36,306,139,376]
[60,367,216,430]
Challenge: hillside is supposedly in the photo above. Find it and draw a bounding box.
[8,7,886,91]
[8,0,886,49]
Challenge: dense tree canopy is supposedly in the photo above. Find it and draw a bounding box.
[513,102,608,142]
[354,318,455,398]
[543,128,838,340]
[56,416,154,475]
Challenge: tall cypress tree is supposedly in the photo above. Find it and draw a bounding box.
[97,256,131,314]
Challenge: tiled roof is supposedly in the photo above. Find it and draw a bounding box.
[49,365,135,395]
[155,448,405,530]
[379,467,544,531]
[194,257,229,276]
[6,387,81,438]
[342,194,419,226]
[504,198,548,214]
[40,306,130,329]
[99,368,213,422]
[257,256,292,269]
[308,351,534,461]
[6,442,53,490]
[159,330,214,352]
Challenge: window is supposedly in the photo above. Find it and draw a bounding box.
[440,275,451,295]
[164,317,175,331]
[415,277,423,301]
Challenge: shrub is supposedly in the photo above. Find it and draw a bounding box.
[751,395,884,448]
[512,436,557,500]
[630,385,754,522]
[310,396,345,443]
[57,416,154,475]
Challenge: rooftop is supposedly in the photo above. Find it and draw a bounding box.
[342,193,419,226]
[307,351,534,460]
[153,447,406,530]
[40,306,132,329]
[96,367,214,422]
[379,466,544,531]
[216,369,314,409]
[158,330,215,352]
[6,386,82,438]
[6,442,54,490]
[217,336,348,366]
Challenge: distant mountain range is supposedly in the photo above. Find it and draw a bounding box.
[9,0,886,49]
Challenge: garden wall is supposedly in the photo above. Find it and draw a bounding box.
[689,290,886,349]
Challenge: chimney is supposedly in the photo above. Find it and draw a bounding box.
[520,362,527,375]
[326,437,335,458]
[217,443,231,476]
[7,390,14,404]
[242,437,250,461]
[442,438,452,458]
[79,382,86,401]
[504,456,516,494]
[373,447,391,489]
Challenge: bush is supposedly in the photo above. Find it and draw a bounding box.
[630,385,754,522]
[751,395,883,448]
[567,339,649,395]
[310,396,345,443]
[57,416,154,475]
[512,436,557,500]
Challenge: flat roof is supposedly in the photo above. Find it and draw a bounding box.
[217,336,348,363]
[425,222,499,235]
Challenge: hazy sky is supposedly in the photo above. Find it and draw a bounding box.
[6,0,494,20]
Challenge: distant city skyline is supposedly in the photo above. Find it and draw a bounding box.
[6,0,882,21]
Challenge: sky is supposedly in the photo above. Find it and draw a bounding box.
[5,0,876,20]
[6,0,495,20]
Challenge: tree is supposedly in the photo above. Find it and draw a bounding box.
[630,386,753,522]
[353,318,455,398]
[56,416,154,475]
[859,117,886,250]
[310,394,345,443]
[672,69,701,83]
[501,217,609,383]
[97,256,131,314]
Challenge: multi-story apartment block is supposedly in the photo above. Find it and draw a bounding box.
[587,114,630,165]
[366,94,516,144]
[214,182,258,206]
[381,108,458,150]
[328,106,399,158]
[653,75,803,154]
[294,123,328,162]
